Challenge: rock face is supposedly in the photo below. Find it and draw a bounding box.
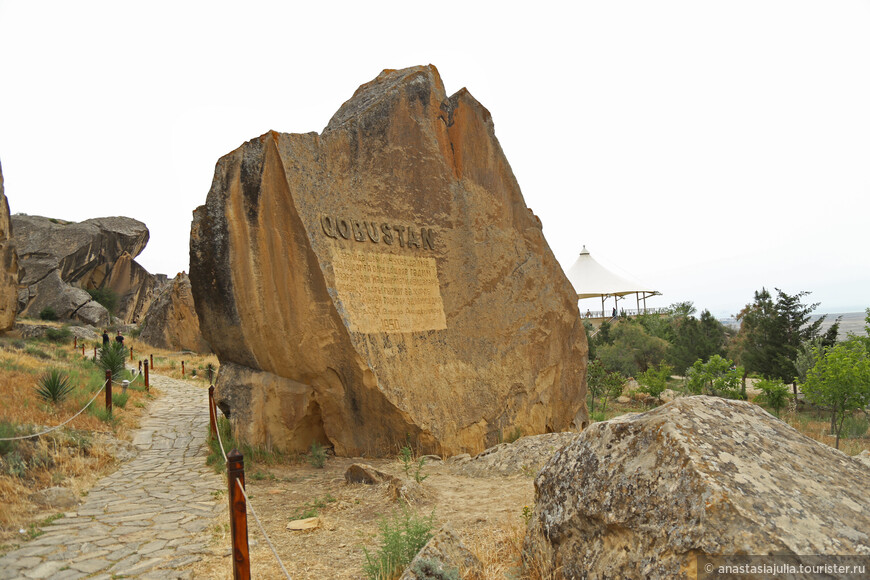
[0,161,19,331]
[190,65,587,457]
[524,396,870,579]
[139,273,210,353]
[13,215,156,324]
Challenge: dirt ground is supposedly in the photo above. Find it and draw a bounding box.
[188,456,534,579]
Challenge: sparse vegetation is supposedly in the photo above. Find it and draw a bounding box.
[399,445,428,483]
[362,506,435,580]
[86,287,120,315]
[308,441,326,468]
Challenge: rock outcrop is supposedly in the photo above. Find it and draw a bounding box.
[524,396,870,579]
[190,65,587,457]
[13,215,156,324]
[139,273,210,353]
[458,433,578,478]
[0,161,19,331]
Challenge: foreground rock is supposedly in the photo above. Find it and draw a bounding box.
[139,272,210,353]
[13,214,156,324]
[398,526,483,580]
[0,161,19,331]
[191,65,587,456]
[525,396,870,579]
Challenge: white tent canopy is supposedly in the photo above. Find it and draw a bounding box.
[566,246,660,316]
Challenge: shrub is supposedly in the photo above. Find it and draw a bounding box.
[98,342,128,382]
[686,355,744,399]
[308,441,326,468]
[362,506,435,580]
[755,378,790,417]
[36,369,76,404]
[39,307,58,321]
[112,391,129,409]
[399,445,428,483]
[44,326,72,343]
[86,288,119,314]
[638,362,674,398]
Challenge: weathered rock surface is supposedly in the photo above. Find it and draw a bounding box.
[524,396,870,579]
[190,65,587,457]
[13,214,155,323]
[398,526,483,580]
[856,450,870,469]
[459,433,577,478]
[345,463,397,485]
[0,161,19,331]
[139,272,210,353]
[29,486,77,510]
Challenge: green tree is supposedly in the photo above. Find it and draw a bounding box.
[586,360,624,415]
[731,288,836,395]
[686,355,744,399]
[596,319,668,377]
[802,339,870,450]
[86,287,120,315]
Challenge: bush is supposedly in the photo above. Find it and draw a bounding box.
[409,558,460,580]
[638,363,674,398]
[308,441,326,468]
[362,506,435,580]
[44,326,72,343]
[35,369,76,404]
[86,288,119,314]
[112,391,129,409]
[755,378,790,416]
[686,355,744,399]
[98,342,128,382]
[39,307,58,321]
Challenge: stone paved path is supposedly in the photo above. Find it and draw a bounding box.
[0,375,226,580]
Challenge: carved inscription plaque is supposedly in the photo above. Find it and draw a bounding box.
[331,250,447,333]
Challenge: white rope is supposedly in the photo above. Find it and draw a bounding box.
[0,379,109,441]
[210,397,228,462]
[236,478,292,579]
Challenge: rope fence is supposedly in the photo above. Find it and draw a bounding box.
[209,385,291,579]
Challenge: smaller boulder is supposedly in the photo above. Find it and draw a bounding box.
[855,450,870,469]
[398,526,483,580]
[345,463,398,485]
[286,517,319,531]
[616,395,631,404]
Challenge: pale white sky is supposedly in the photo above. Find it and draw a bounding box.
[1,1,867,317]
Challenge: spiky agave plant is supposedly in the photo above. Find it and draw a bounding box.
[98,341,128,382]
[36,369,76,404]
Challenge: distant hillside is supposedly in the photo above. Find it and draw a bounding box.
[813,311,867,340]
[718,311,867,341]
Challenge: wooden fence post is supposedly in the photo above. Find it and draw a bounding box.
[208,385,217,439]
[227,449,250,580]
[144,360,150,391]
[150,353,154,369]
[81,345,85,357]
[130,347,134,361]
[74,336,77,349]
[105,369,112,414]
[182,360,185,377]
[93,346,97,361]
[138,360,142,373]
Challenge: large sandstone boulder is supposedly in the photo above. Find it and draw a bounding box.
[0,161,19,331]
[524,396,870,579]
[13,215,155,323]
[190,65,587,457]
[139,272,210,353]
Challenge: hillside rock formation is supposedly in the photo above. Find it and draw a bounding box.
[190,65,587,457]
[139,273,210,353]
[0,161,19,331]
[524,396,870,579]
[13,215,156,324]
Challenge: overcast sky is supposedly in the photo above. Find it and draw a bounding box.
[1,1,867,318]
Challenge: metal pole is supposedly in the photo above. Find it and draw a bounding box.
[105,369,112,414]
[227,449,251,580]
